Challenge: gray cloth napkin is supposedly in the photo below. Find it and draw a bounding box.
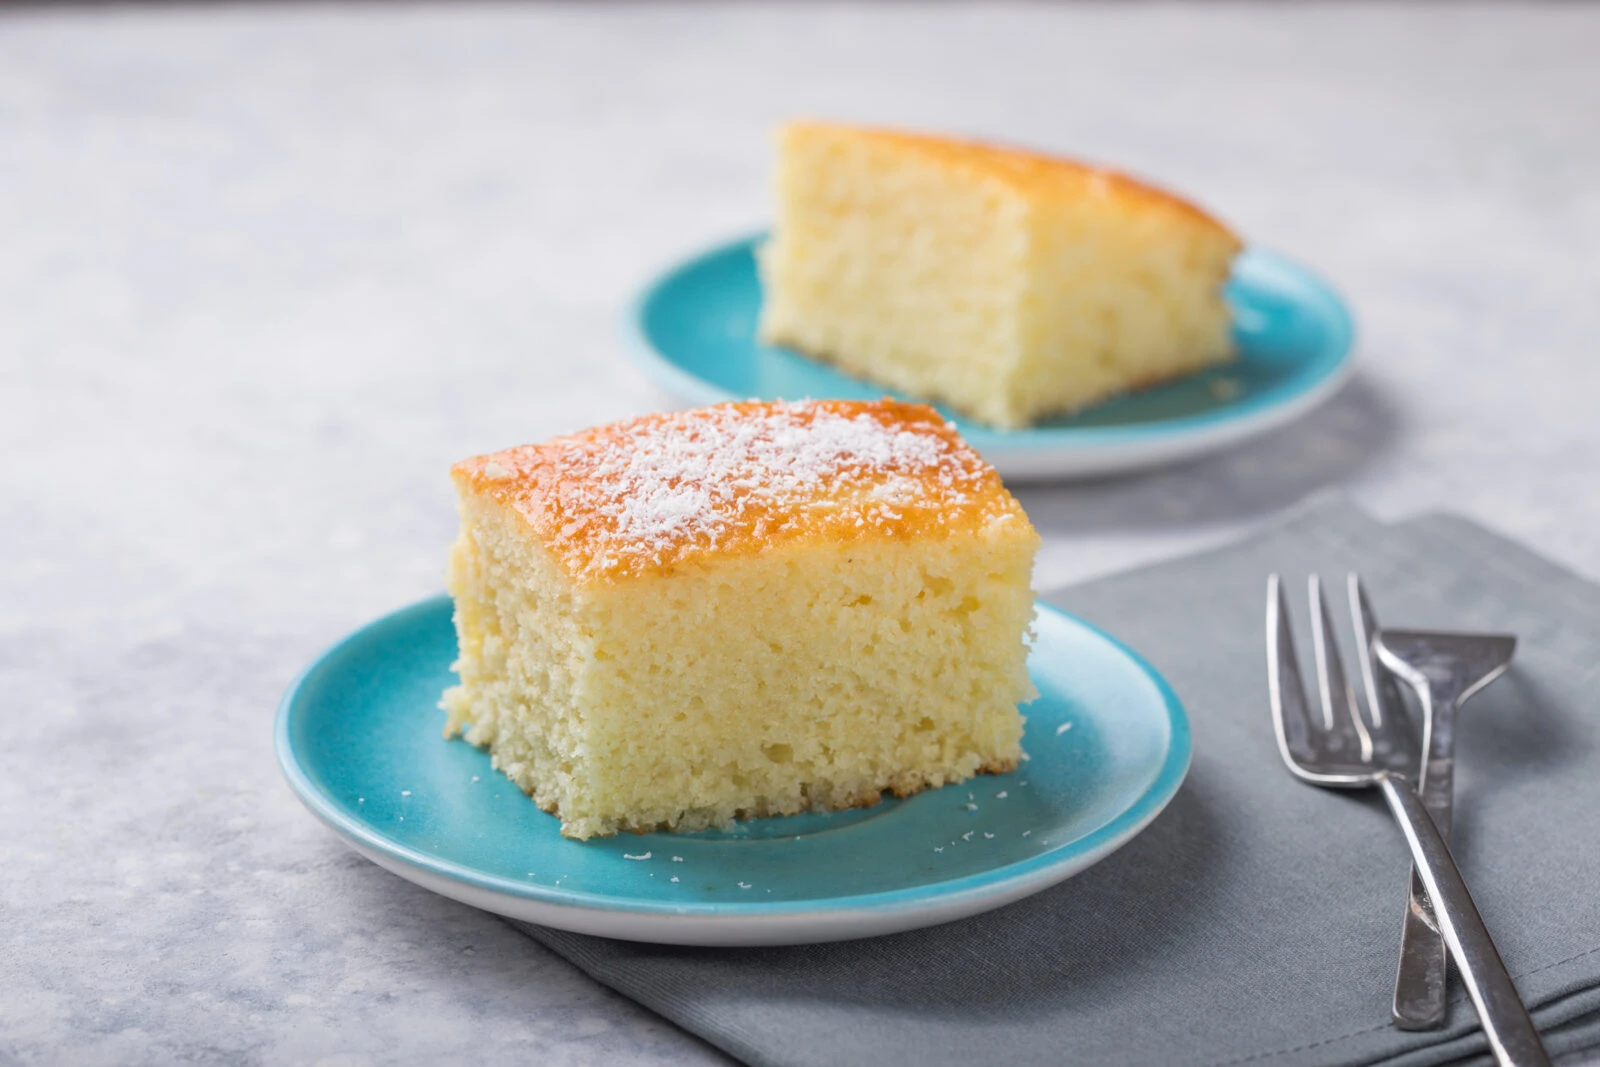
[511,499,1600,1067]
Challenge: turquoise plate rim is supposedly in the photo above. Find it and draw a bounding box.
[275,598,1192,921]
[627,232,1355,456]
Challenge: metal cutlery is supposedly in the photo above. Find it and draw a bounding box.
[1267,574,1547,1066]
[1380,627,1517,1029]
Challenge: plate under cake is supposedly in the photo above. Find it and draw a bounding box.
[276,594,1191,945]
[630,236,1356,480]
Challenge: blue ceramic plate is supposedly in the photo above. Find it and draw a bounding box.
[631,235,1354,481]
[276,598,1190,946]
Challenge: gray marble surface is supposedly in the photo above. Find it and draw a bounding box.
[3,3,1597,1064]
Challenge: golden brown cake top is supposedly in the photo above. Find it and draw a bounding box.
[781,120,1239,244]
[453,399,1032,585]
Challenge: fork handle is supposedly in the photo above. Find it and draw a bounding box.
[1379,774,1549,1066]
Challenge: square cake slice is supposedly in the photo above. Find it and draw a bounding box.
[758,121,1244,429]
[442,399,1039,839]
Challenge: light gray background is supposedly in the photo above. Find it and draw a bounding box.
[2,3,1596,1064]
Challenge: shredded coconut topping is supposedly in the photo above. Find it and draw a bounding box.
[585,405,948,548]
[468,400,1008,581]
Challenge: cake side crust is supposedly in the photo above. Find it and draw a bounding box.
[442,489,593,820]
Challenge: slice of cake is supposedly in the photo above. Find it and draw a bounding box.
[758,122,1244,429]
[442,398,1039,839]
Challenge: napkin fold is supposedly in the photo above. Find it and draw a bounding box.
[512,499,1600,1067]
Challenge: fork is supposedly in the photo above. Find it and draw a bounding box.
[1267,574,1548,1067]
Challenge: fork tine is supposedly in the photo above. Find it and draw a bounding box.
[1347,573,1415,770]
[1347,572,1389,730]
[1311,574,1374,762]
[1267,574,1319,766]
